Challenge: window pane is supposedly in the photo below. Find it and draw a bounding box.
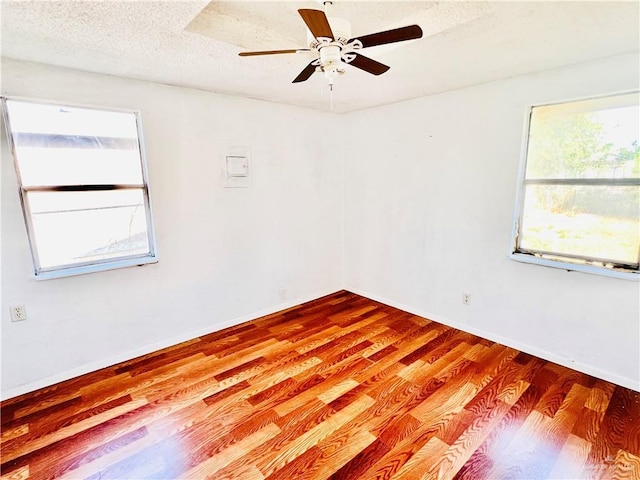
[519,184,640,265]
[5,100,138,137]
[27,190,151,269]
[526,93,639,180]
[14,147,143,186]
[5,99,143,186]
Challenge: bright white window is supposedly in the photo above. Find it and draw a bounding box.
[2,98,158,279]
[512,92,639,279]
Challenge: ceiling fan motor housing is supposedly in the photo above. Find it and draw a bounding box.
[318,44,345,84]
[319,45,341,68]
[310,16,352,81]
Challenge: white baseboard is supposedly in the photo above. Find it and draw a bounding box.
[345,286,640,392]
[1,288,341,401]
[5,286,637,400]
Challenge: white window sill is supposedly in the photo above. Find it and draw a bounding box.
[510,253,639,281]
[34,255,159,280]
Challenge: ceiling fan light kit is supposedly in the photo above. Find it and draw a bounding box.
[238,5,423,98]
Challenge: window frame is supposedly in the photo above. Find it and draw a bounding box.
[510,91,640,281]
[2,96,159,280]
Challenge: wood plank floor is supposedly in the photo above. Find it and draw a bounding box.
[1,291,639,480]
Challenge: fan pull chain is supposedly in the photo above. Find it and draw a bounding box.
[330,84,334,111]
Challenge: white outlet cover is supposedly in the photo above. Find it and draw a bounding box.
[10,305,27,321]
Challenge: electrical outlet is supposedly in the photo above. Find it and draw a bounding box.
[10,305,27,322]
[462,293,471,306]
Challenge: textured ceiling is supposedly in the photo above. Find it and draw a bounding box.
[1,1,638,113]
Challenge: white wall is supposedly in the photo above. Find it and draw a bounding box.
[3,53,639,399]
[343,53,640,391]
[1,59,343,398]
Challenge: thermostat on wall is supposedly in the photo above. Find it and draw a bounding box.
[224,147,250,188]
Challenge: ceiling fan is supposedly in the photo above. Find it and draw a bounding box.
[238,6,423,89]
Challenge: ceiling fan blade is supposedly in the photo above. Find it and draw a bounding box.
[239,49,310,56]
[298,9,334,40]
[292,61,318,83]
[351,25,423,49]
[348,54,390,76]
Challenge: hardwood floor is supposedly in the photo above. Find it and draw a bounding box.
[1,291,639,480]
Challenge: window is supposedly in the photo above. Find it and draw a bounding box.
[512,92,639,279]
[2,98,158,279]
